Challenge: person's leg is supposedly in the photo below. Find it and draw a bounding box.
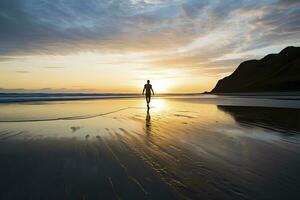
[146,94,150,106]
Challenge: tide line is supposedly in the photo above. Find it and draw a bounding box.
[0,106,148,123]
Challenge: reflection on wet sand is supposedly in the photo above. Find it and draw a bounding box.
[146,106,151,128]
[0,98,300,199]
[218,105,300,134]
[145,107,152,142]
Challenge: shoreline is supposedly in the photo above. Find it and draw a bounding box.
[209,91,300,96]
[1,92,300,104]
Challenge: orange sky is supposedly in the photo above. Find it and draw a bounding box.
[0,0,299,93]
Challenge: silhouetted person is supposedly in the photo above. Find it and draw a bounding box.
[142,80,154,108]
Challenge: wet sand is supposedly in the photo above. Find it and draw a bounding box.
[0,97,300,199]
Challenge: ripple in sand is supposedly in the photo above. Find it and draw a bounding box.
[70,126,81,133]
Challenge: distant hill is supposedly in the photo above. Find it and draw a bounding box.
[210,46,300,93]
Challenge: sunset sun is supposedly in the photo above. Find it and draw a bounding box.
[152,79,170,93]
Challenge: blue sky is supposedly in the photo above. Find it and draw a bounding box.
[0,0,299,92]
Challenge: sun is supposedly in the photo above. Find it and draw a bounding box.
[151,79,170,93]
[137,78,172,94]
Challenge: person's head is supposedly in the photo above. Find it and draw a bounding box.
[147,80,150,84]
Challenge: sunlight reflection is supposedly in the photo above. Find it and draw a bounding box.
[150,98,166,112]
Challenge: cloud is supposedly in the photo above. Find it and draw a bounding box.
[0,0,299,83]
[1,0,297,55]
[0,0,199,55]
[44,66,65,69]
[15,70,30,73]
[275,0,300,9]
[0,56,15,62]
[0,87,97,93]
[232,0,300,51]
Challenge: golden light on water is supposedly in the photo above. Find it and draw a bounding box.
[150,98,167,112]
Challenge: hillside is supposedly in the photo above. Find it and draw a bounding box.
[210,46,300,93]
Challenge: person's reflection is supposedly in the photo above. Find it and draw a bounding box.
[145,107,151,138]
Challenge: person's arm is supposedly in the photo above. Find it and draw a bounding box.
[151,86,154,95]
[142,86,145,95]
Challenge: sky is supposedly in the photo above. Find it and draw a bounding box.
[0,0,300,93]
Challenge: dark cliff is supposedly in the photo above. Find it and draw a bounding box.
[210,46,300,93]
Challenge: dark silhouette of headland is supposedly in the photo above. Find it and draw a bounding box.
[210,46,300,93]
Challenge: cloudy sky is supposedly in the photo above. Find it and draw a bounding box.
[0,0,299,93]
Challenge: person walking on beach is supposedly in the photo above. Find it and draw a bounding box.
[142,80,154,108]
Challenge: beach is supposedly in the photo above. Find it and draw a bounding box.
[0,95,300,199]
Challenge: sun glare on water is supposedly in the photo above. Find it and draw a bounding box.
[151,98,166,112]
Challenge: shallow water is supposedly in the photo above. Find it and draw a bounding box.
[0,97,300,199]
